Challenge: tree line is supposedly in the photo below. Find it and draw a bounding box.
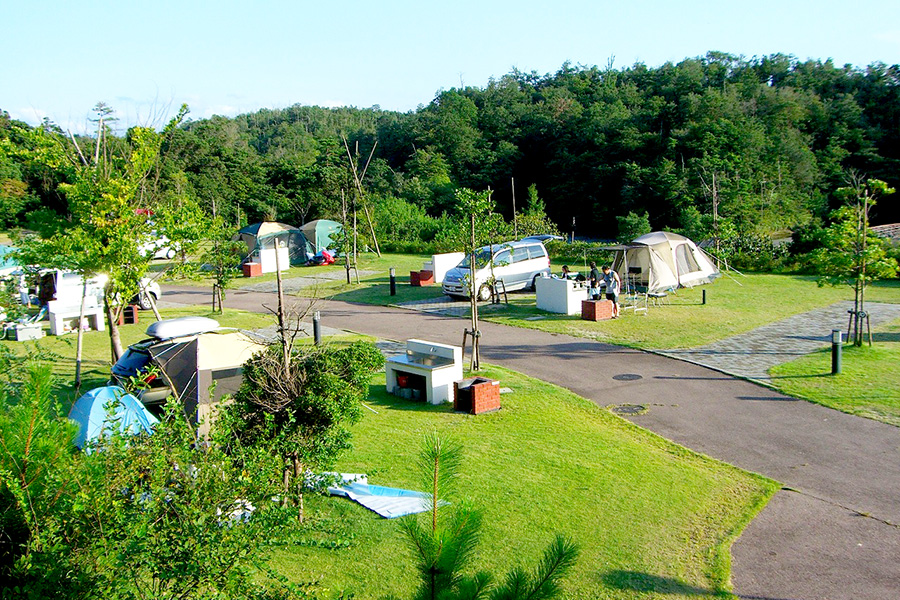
[2,51,899,256]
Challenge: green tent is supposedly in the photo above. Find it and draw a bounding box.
[233,221,312,265]
[300,219,342,253]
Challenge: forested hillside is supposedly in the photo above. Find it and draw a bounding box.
[3,52,899,249]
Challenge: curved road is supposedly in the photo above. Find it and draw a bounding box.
[163,285,900,600]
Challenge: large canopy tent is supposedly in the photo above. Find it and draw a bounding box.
[608,231,720,294]
[68,386,159,448]
[300,219,342,254]
[233,221,312,266]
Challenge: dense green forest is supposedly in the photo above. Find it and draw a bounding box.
[2,52,899,257]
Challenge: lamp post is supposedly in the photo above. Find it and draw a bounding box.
[831,329,842,375]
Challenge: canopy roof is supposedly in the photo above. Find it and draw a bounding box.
[237,221,299,237]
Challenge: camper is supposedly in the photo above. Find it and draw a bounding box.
[442,239,551,301]
[610,231,719,294]
[110,317,266,434]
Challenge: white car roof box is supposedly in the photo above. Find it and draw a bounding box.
[146,316,220,340]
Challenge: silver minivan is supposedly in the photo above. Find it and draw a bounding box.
[441,240,551,301]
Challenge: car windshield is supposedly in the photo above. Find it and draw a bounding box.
[457,247,494,270]
[111,346,152,378]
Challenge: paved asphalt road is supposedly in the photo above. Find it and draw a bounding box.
[163,285,900,600]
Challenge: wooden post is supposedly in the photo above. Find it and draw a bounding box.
[511,177,518,239]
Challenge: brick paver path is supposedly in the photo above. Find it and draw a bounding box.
[656,301,900,380]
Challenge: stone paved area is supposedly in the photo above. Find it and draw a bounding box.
[656,300,900,380]
[396,295,514,317]
[243,322,349,344]
[239,270,377,294]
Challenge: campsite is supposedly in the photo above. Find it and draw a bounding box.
[3,44,900,599]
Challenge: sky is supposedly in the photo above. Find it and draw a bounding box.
[3,0,900,134]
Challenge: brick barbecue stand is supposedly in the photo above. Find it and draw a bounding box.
[581,299,614,321]
[410,270,435,286]
[454,377,501,415]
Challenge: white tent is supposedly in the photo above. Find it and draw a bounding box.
[611,231,719,294]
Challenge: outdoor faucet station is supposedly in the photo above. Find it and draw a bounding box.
[385,339,463,404]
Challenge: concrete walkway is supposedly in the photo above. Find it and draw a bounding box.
[161,284,900,600]
[656,300,900,380]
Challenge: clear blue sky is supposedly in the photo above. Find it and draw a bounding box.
[3,0,899,134]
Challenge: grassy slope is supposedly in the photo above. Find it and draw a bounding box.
[270,365,777,600]
[768,319,900,425]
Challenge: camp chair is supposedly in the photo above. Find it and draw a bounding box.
[648,292,669,307]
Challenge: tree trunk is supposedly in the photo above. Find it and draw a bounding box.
[74,282,88,394]
[469,213,480,371]
[105,298,125,362]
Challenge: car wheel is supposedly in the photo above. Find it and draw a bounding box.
[477,284,492,302]
[165,248,176,260]
[138,292,156,310]
[531,275,542,291]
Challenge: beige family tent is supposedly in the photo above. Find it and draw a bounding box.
[610,231,719,294]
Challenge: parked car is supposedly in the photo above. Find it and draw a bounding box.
[139,234,178,260]
[441,239,551,301]
[131,278,162,310]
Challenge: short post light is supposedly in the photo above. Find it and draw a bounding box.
[831,329,842,375]
[389,267,396,296]
[313,311,322,345]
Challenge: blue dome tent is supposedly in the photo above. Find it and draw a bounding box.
[68,386,159,448]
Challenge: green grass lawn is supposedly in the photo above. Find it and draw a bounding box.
[304,258,899,350]
[479,275,899,349]
[768,319,900,426]
[270,365,778,600]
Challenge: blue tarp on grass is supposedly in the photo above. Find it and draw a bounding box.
[327,474,448,518]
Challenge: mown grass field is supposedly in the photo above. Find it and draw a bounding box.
[768,319,900,426]
[2,302,779,598]
[270,365,778,600]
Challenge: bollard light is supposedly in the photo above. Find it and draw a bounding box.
[831,329,842,375]
[313,311,322,345]
[389,267,396,296]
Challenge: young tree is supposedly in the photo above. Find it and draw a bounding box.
[814,176,898,346]
[226,341,384,521]
[15,104,188,361]
[201,214,246,312]
[397,433,579,600]
[455,188,495,371]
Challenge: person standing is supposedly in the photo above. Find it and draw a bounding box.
[602,265,621,318]
[589,261,602,299]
